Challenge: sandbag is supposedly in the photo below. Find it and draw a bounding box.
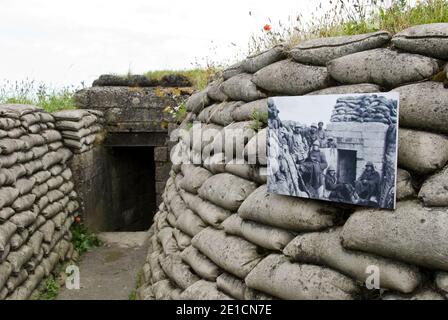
[419,165,448,206]
[181,245,221,281]
[216,272,247,300]
[158,254,200,290]
[398,128,448,174]
[206,80,228,102]
[221,73,266,102]
[186,90,211,114]
[392,23,448,59]
[231,99,267,122]
[435,272,448,298]
[15,178,36,195]
[180,191,231,228]
[244,128,267,165]
[172,228,191,250]
[241,44,286,73]
[149,251,168,283]
[212,121,256,157]
[202,153,227,174]
[238,185,338,232]
[341,200,448,271]
[327,48,440,88]
[245,254,360,300]
[175,209,206,237]
[0,262,12,289]
[396,168,416,200]
[192,227,264,279]
[7,245,33,273]
[180,280,233,300]
[0,187,19,209]
[0,207,15,222]
[9,210,37,229]
[157,227,179,255]
[252,60,330,95]
[152,279,177,300]
[222,61,244,80]
[284,228,422,293]
[179,165,212,194]
[224,162,266,184]
[307,83,381,95]
[198,173,257,211]
[209,101,244,126]
[394,82,448,133]
[382,288,445,300]
[0,221,17,251]
[290,31,391,65]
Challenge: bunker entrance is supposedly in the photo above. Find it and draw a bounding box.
[337,149,357,185]
[106,146,157,231]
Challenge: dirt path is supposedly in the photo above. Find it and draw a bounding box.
[57,232,147,300]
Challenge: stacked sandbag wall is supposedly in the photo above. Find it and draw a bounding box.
[0,104,79,300]
[137,23,448,300]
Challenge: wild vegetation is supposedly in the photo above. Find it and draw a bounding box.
[0,79,78,112]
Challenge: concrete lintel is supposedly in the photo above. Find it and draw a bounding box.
[104,132,167,147]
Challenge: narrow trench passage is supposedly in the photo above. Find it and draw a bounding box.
[58,146,158,299]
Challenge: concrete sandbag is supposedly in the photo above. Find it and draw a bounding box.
[11,194,36,212]
[341,200,448,271]
[0,221,17,251]
[52,109,90,121]
[181,245,221,281]
[9,210,37,229]
[419,165,448,206]
[7,245,33,273]
[222,61,244,80]
[244,128,267,165]
[209,101,244,126]
[0,187,19,209]
[221,73,266,102]
[245,254,360,300]
[252,60,330,95]
[398,128,448,174]
[172,228,191,250]
[238,185,338,232]
[206,80,228,102]
[15,178,36,195]
[0,262,12,290]
[180,191,231,228]
[158,254,200,290]
[216,272,247,300]
[396,168,416,200]
[198,173,257,211]
[152,279,177,300]
[241,44,286,73]
[435,272,448,298]
[157,227,179,255]
[327,48,440,88]
[149,251,168,283]
[231,99,267,122]
[186,90,211,114]
[392,23,448,59]
[284,228,422,293]
[203,153,227,174]
[212,121,256,158]
[180,279,233,300]
[290,31,391,66]
[0,207,15,222]
[243,287,276,300]
[394,82,448,133]
[382,288,445,300]
[175,209,206,237]
[192,227,264,279]
[224,162,266,185]
[6,269,27,292]
[179,165,212,194]
[307,83,381,95]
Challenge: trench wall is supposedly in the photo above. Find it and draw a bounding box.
[137,23,448,300]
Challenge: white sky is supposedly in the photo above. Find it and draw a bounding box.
[0,0,321,88]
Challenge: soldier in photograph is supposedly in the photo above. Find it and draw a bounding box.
[300,140,328,198]
[355,161,381,201]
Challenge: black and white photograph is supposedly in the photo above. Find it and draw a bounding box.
[267,93,399,209]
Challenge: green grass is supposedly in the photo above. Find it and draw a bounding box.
[71,223,102,255]
[35,276,60,300]
[128,270,143,300]
[250,110,268,131]
[247,0,448,53]
[145,68,218,90]
[0,79,78,113]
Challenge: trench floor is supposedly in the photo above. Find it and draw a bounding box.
[57,232,147,300]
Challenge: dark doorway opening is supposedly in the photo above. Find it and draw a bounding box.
[337,149,357,185]
[107,147,156,231]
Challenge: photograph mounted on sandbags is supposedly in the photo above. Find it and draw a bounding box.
[267,93,399,209]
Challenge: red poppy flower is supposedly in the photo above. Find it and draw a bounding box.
[263,24,271,31]
[75,216,81,223]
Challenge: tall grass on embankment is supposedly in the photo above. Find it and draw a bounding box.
[248,0,448,54]
[0,79,78,113]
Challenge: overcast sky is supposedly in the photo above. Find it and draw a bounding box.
[0,0,321,88]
